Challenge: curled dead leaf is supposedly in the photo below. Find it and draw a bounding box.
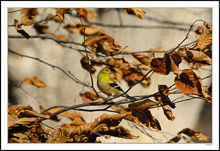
[150,53,181,75]
[174,69,211,102]
[76,8,96,19]
[20,8,38,26]
[124,8,146,19]
[85,35,121,56]
[24,76,47,88]
[177,47,212,66]
[14,19,30,39]
[167,134,181,143]
[80,91,102,103]
[178,128,209,141]
[128,99,159,110]
[158,85,176,109]
[193,22,212,58]
[132,52,153,66]
[80,56,96,74]
[56,8,70,22]
[162,105,175,121]
[46,13,63,23]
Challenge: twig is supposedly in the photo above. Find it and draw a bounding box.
[168,19,205,54]
[78,14,100,97]
[118,40,197,55]
[8,49,93,90]
[8,8,26,13]
[8,34,83,47]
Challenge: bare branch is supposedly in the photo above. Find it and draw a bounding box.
[8,49,93,90]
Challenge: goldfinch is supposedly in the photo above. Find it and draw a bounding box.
[97,67,135,100]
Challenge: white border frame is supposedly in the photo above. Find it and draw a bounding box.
[2,1,219,150]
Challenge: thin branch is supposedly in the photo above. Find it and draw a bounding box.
[118,40,197,55]
[8,34,83,47]
[168,19,205,54]
[8,8,26,13]
[78,14,100,97]
[8,49,93,90]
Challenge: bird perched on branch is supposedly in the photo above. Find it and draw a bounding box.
[97,67,135,100]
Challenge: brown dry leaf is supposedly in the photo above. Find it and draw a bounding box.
[8,104,49,143]
[193,22,212,57]
[178,128,209,141]
[106,57,151,87]
[64,24,106,36]
[33,23,50,34]
[8,115,37,129]
[14,19,30,39]
[56,8,70,22]
[52,34,68,41]
[70,112,86,127]
[9,133,29,143]
[162,105,175,121]
[124,8,146,19]
[40,106,80,121]
[32,76,47,88]
[158,85,176,109]
[126,108,161,130]
[85,35,121,56]
[174,69,211,102]
[47,112,138,143]
[24,76,47,88]
[167,134,182,143]
[46,125,74,143]
[80,56,97,74]
[80,91,102,103]
[177,47,212,66]
[76,8,96,19]
[120,109,142,126]
[63,24,82,34]
[150,53,181,75]
[20,15,35,26]
[21,8,38,16]
[8,104,33,118]
[20,8,38,26]
[132,52,153,66]
[194,26,204,40]
[46,13,63,23]
[128,99,159,110]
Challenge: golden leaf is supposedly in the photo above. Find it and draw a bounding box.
[80,56,96,74]
[24,76,47,88]
[132,53,153,66]
[14,19,30,39]
[177,47,212,66]
[178,128,209,141]
[56,8,70,22]
[128,99,159,110]
[174,69,211,102]
[76,8,96,19]
[150,53,181,75]
[80,91,102,103]
[124,8,146,19]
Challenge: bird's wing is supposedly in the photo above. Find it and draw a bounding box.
[109,79,124,92]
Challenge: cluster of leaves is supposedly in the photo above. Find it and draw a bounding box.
[167,128,209,143]
[8,104,139,143]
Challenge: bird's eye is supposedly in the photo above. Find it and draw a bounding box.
[105,69,108,71]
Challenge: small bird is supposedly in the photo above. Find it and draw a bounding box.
[97,67,135,100]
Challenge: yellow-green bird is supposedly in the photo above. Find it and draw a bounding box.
[97,67,135,100]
